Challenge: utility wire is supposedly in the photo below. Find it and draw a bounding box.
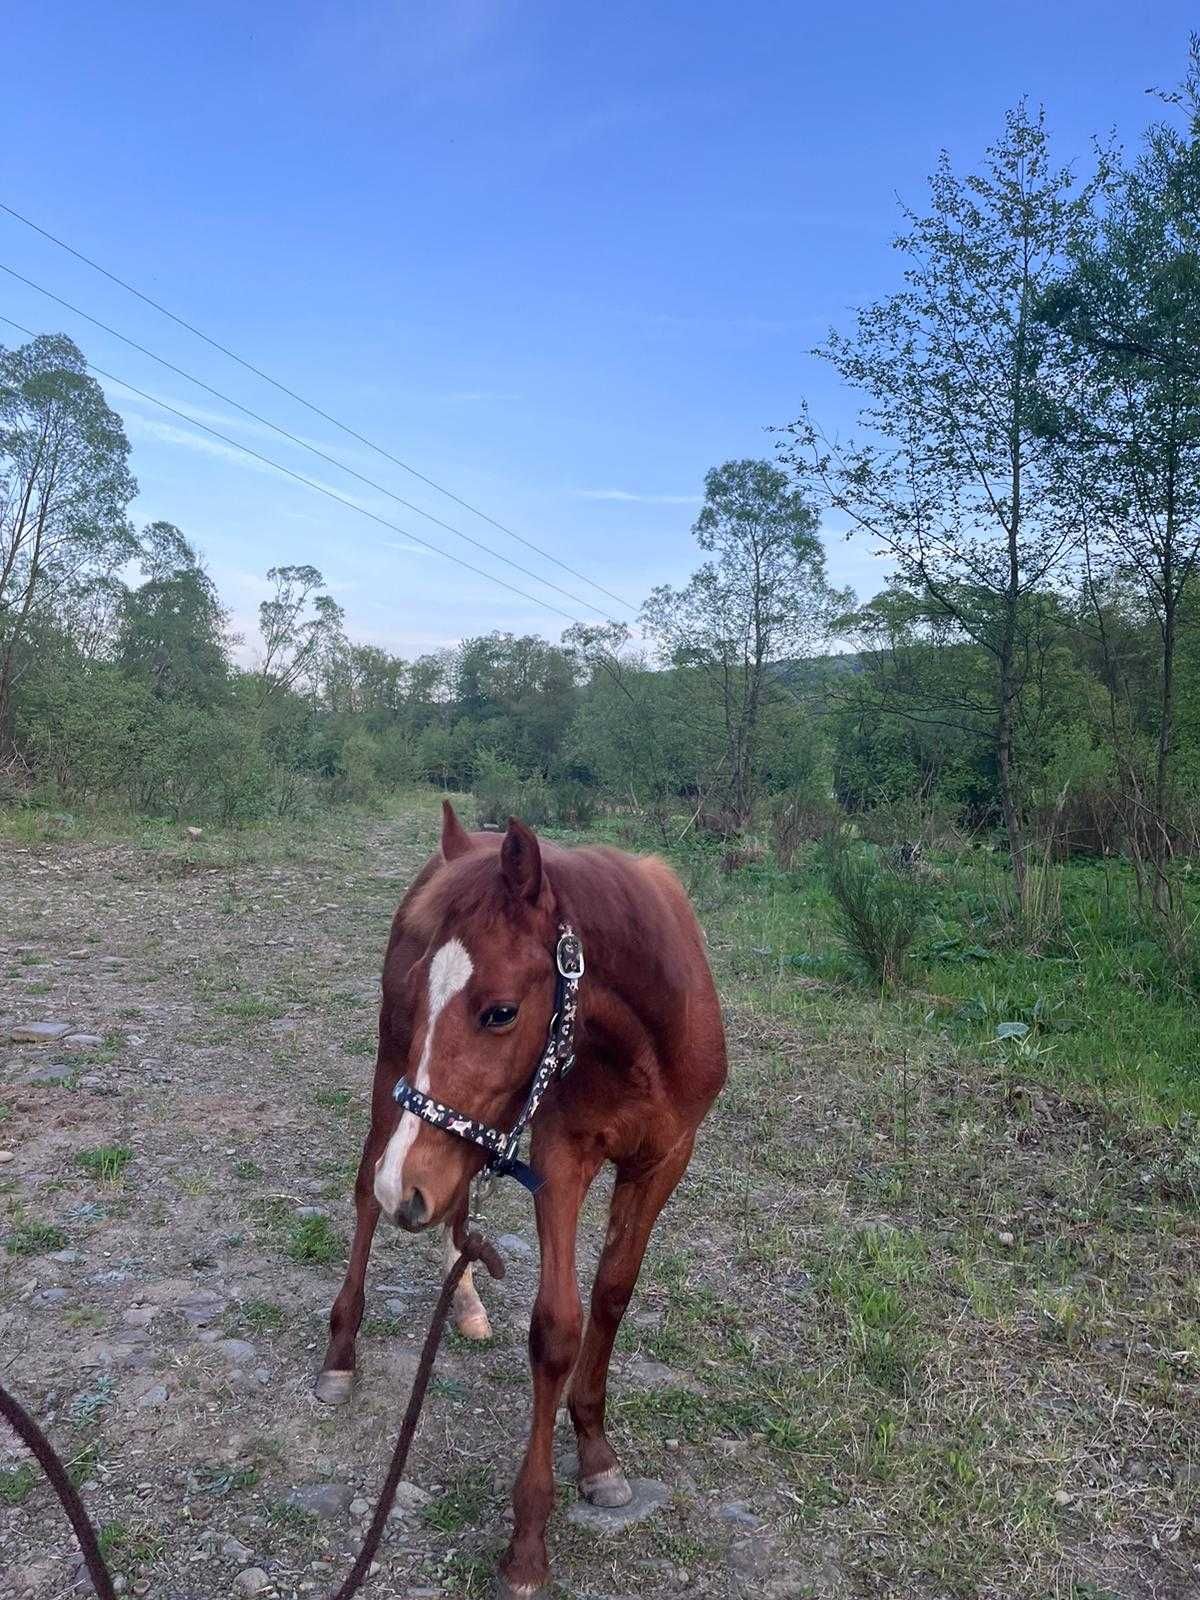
[0,259,618,624]
[0,313,587,629]
[0,200,636,614]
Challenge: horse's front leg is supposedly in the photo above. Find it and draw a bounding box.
[569,1140,694,1504]
[498,1144,599,1598]
[315,1122,386,1405]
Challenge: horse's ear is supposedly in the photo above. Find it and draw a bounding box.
[500,816,542,903]
[441,800,473,862]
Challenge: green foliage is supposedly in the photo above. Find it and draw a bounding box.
[822,837,932,992]
[76,1146,133,1182]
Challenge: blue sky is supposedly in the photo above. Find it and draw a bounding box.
[1,1,1193,657]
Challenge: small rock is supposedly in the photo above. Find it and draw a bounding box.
[349,1496,370,1517]
[185,825,204,839]
[0,1151,13,1164]
[234,1571,270,1597]
[1053,1489,1073,1506]
[63,1033,104,1048]
[11,1021,72,1043]
[719,1501,763,1528]
[388,1480,432,1517]
[16,1063,74,1086]
[216,1338,257,1365]
[135,1383,169,1409]
[294,1205,328,1219]
[34,1287,70,1307]
[567,1478,670,1532]
[175,1290,228,1325]
[286,1482,354,1518]
[221,1535,254,1565]
[52,1248,82,1264]
[497,1233,534,1259]
[997,1230,1016,1248]
[123,1307,157,1328]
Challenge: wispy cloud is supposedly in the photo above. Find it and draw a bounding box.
[572,488,701,506]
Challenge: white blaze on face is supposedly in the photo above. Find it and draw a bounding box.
[374,938,473,1216]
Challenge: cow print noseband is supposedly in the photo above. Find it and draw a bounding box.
[392,925,584,1194]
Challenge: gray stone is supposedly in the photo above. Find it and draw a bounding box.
[51,1248,82,1264]
[221,1535,254,1565]
[0,1150,13,1164]
[623,1353,688,1389]
[175,1290,228,1325]
[286,1481,354,1518]
[719,1501,763,1528]
[567,1477,670,1532]
[387,1480,432,1518]
[64,1033,104,1048]
[11,1022,71,1043]
[234,1571,271,1597]
[216,1338,257,1365]
[134,1382,169,1409]
[497,1232,534,1259]
[33,1287,70,1307]
[294,1204,328,1219]
[349,1496,370,1517]
[16,1063,74,1085]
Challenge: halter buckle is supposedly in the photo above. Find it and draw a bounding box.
[556,930,585,979]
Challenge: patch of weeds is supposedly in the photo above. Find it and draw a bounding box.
[62,1309,106,1335]
[232,1298,285,1333]
[0,1463,37,1504]
[421,1466,494,1533]
[313,1087,352,1111]
[76,1146,133,1182]
[216,994,283,1022]
[68,1376,114,1423]
[362,1314,405,1338]
[66,1440,102,1488]
[265,1499,317,1530]
[5,1219,68,1256]
[344,1034,374,1057]
[98,1520,166,1564]
[196,1461,261,1495]
[286,1214,342,1264]
[829,1228,927,1397]
[233,1159,263,1181]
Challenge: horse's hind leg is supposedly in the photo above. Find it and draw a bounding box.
[446,1200,492,1340]
[315,1125,384,1404]
[568,1139,694,1506]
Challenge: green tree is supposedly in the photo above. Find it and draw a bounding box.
[1039,52,1200,904]
[782,105,1106,910]
[642,459,840,823]
[117,522,230,706]
[0,333,136,748]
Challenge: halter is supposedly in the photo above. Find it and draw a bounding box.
[392,924,584,1195]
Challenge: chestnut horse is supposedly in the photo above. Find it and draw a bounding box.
[317,802,727,1597]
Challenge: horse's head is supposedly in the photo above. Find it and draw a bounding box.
[373,801,561,1231]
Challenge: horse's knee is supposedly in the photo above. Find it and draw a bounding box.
[529,1298,582,1379]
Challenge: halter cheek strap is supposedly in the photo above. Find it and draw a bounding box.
[392,925,584,1194]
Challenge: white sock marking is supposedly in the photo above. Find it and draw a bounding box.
[375,939,473,1214]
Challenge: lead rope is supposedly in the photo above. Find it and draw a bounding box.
[0,1232,505,1600]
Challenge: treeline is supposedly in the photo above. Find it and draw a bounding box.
[2,48,1200,945]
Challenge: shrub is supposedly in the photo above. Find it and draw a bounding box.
[472,750,552,827]
[552,780,598,830]
[770,794,839,869]
[822,836,932,992]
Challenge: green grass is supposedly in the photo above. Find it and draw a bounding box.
[652,832,1200,1121]
[75,1145,133,1182]
[285,1214,342,1264]
[231,1297,285,1333]
[0,1464,37,1505]
[5,1219,68,1256]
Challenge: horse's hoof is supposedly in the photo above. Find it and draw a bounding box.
[454,1303,493,1341]
[313,1368,354,1406]
[493,1580,543,1599]
[579,1467,634,1508]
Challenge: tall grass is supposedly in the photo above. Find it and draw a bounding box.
[821,837,933,993]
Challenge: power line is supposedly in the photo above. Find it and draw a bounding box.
[0,259,618,624]
[0,200,636,614]
[0,313,588,630]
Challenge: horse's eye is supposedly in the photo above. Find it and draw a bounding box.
[480,1004,519,1031]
